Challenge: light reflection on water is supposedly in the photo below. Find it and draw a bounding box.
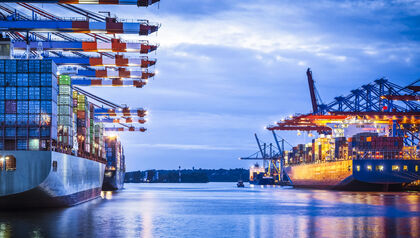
[0,183,419,237]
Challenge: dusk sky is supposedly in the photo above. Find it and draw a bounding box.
[34,1,420,170]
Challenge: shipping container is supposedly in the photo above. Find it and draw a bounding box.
[0,59,58,150]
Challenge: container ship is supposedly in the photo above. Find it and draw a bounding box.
[0,1,158,207]
[243,69,420,191]
[0,59,108,208]
[249,163,274,185]
[282,130,420,191]
[102,136,125,191]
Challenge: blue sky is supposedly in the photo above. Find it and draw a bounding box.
[34,1,420,170]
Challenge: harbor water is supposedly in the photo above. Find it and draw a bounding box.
[0,183,420,238]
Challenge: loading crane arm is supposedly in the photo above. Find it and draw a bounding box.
[254,133,265,159]
[306,68,318,114]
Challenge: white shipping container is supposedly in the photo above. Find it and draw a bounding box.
[58,105,72,115]
[58,95,72,105]
[59,85,71,95]
[58,115,72,126]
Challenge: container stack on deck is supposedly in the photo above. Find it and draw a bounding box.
[0,58,109,162]
[104,136,124,171]
[0,59,58,151]
[283,132,410,166]
[57,74,72,152]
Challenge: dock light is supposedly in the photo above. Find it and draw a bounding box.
[106,191,113,200]
[0,157,3,162]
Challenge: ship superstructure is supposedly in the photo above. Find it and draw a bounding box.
[0,1,159,208]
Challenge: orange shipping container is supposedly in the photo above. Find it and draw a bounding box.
[77,111,86,119]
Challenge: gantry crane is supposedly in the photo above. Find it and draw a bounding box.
[0,3,158,88]
[239,132,290,184]
[3,0,160,7]
[73,86,147,132]
[267,68,420,146]
[0,2,160,133]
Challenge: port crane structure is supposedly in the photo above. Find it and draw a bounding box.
[3,0,160,7]
[0,1,160,133]
[242,69,420,185]
[239,132,289,184]
[267,68,420,147]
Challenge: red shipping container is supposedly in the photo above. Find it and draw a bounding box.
[77,111,86,119]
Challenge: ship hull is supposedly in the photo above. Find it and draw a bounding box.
[285,159,420,191]
[0,151,105,209]
[102,169,125,191]
[249,177,275,185]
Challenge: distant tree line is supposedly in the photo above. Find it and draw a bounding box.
[125,168,249,183]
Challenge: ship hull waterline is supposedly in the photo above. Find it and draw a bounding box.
[0,151,105,209]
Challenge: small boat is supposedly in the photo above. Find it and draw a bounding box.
[237,180,245,188]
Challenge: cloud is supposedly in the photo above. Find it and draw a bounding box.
[149,0,420,66]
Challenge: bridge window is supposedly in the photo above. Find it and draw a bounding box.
[367,165,372,171]
[5,156,16,171]
[356,165,360,172]
[403,165,408,171]
[392,165,400,171]
[376,165,384,172]
[416,165,419,172]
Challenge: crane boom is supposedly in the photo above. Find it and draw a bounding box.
[254,133,265,158]
[2,0,160,7]
[306,68,318,114]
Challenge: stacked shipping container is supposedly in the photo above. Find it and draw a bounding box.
[0,59,57,150]
[285,132,411,166]
[104,136,124,171]
[312,136,335,162]
[72,89,105,159]
[94,123,105,159]
[0,59,106,163]
[349,132,404,159]
[58,74,73,150]
[76,91,89,155]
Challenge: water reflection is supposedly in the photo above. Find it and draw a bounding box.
[101,191,113,200]
[0,184,418,237]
